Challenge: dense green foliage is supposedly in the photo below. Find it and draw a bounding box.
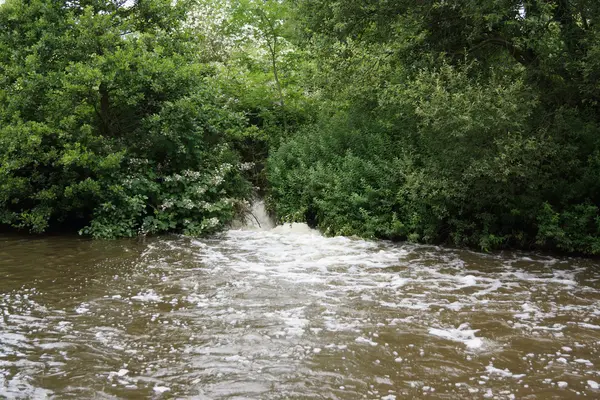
[2,0,600,254]
[268,0,600,254]
[0,0,251,237]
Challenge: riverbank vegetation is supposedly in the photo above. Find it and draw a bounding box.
[0,0,253,238]
[1,0,600,254]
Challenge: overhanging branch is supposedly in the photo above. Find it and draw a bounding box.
[465,36,537,66]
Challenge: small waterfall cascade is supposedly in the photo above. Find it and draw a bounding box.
[245,199,275,230]
[233,198,276,231]
[231,197,317,234]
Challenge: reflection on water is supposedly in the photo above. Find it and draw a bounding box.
[1,227,600,399]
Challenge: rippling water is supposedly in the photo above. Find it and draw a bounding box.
[1,225,600,399]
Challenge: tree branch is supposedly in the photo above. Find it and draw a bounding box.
[465,36,537,66]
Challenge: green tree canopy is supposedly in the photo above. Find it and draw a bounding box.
[0,0,251,237]
[268,0,600,254]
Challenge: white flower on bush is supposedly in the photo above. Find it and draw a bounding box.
[214,163,233,175]
[204,217,220,228]
[193,185,207,195]
[210,175,225,186]
[183,170,202,180]
[180,198,195,210]
[160,199,175,210]
[129,158,150,166]
[239,162,254,171]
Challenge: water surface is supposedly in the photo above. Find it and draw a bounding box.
[1,226,600,399]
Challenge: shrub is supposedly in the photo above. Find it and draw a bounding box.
[0,0,251,238]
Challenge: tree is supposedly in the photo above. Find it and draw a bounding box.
[189,0,315,191]
[0,0,251,237]
[268,0,600,254]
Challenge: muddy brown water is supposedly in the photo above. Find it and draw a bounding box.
[1,226,600,399]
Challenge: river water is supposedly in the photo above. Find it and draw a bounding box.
[1,223,600,399]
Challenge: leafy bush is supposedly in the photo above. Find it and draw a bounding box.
[0,0,251,238]
[268,113,407,239]
[537,202,600,255]
[269,60,600,254]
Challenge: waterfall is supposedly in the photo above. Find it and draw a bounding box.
[230,199,275,231]
[232,198,317,234]
[244,199,275,230]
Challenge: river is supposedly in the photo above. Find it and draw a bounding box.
[1,221,600,399]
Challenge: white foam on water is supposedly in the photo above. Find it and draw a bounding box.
[271,222,317,235]
[485,365,526,379]
[153,385,170,393]
[428,323,484,350]
[578,323,600,330]
[3,219,600,398]
[131,290,162,302]
[266,308,308,337]
[473,279,503,296]
[75,303,90,314]
[458,275,477,287]
[355,337,378,346]
[37,342,72,350]
[387,277,408,288]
